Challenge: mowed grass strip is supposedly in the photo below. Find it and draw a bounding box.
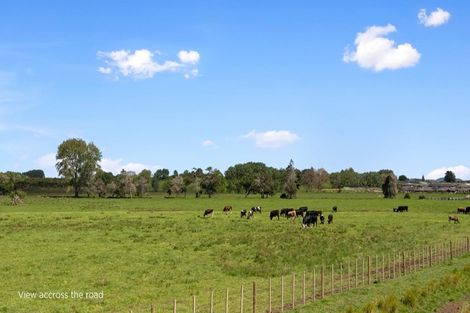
[0,193,469,312]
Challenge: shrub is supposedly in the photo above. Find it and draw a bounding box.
[419,195,426,199]
[377,295,399,313]
[401,289,417,308]
[404,193,411,199]
[363,302,375,313]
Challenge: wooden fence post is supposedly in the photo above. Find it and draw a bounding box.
[450,241,453,261]
[375,255,379,282]
[368,256,371,285]
[321,267,324,299]
[388,254,391,280]
[210,291,214,313]
[226,288,229,313]
[382,254,385,281]
[393,254,396,279]
[268,278,272,313]
[467,236,469,253]
[252,282,256,313]
[429,246,432,267]
[340,264,343,292]
[241,284,244,313]
[174,299,177,313]
[348,259,351,290]
[402,252,405,276]
[331,264,334,295]
[193,295,196,313]
[302,271,306,305]
[281,276,284,313]
[291,273,295,309]
[362,258,365,286]
[313,268,316,302]
[355,259,358,288]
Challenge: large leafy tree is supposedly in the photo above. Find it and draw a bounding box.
[444,171,456,183]
[56,138,102,197]
[284,159,298,199]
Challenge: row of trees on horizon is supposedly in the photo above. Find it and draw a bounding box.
[0,138,462,200]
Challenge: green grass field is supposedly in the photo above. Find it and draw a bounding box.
[1,192,469,313]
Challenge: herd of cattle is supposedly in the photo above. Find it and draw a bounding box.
[203,205,337,228]
[202,204,467,226]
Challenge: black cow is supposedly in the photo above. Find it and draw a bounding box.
[270,210,280,220]
[280,193,288,199]
[302,213,318,228]
[328,214,333,224]
[280,208,294,217]
[240,209,247,218]
[466,207,470,214]
[393,206,408,213]
[296,207,308,217]
[203,209,214,217]
[251,206,262,213]
[332,206,338,212]
[307,210,322,216]
[319,214,325,224]
[247,208,255,219]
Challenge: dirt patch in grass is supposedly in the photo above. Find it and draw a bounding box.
[437,293,470,313]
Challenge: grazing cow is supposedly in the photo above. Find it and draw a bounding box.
[466,207,470,214]
[280,193,288,199]
[296,207,308,217]
[457,207,466,214]
[247,208,255,219]
[203,209,214,217]
[319,214,325,224]
[287,210,297,220]
[223,205,233,214]
[302,213,318,228]
[393,206,408,213]
[280,208,294,217]
[332,206,338,213]
[251,206,262,213]
[270,210,280,220]
[328,214,333,224]
[449,215,460,223]
[240,209,247,218]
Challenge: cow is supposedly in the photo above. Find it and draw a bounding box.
[319,214,325,224]
[449,215,460,223]
[296,207,308,217]
[223,205,233,214]
[247,208,255,219]
[302,213,318,228]
[307,210,322,216]
[251,206,262,213]
[270,210,280,220]
[287,210,297,220]
[393,206,408,213]
[203,209,214,217]
[466,207,470,214]
[280,193,288,199]
[328,214,333,224]
[332,206,338,213]
[457,207,466,214]
[280,208,294,217]
[240,209,247,218]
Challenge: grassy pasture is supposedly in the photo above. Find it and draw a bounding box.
[0,192,469,313]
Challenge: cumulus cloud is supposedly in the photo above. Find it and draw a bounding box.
[202,139,216,148]
[426,165,470,180]
[244,130,300,149]
[100,158,159,174]
[36,153,57,177]
[178,50,200,64]
[343,24,421,71]
[97,49,200,80]
[418,8,451,27]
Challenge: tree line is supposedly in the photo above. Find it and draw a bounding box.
[0,138,418,201]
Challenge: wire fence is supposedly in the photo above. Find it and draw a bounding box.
[140,236,470,313]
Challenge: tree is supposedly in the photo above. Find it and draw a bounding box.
[56,138,102,197]
[382,174,398,199]
[135,169,152,197]
[444,171,456,183]
[301,168,330,191]
[118,170,136,198]
[201,167,224,198]
[225,162,278,197]
[283,159,298,199]
[152,168,170,192]
[169,175,184,196]
[22,169,45,179]
[398,175,408,182]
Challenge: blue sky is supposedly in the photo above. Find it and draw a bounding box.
[1,1,469,179]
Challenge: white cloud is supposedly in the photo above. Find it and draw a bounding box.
[418,8,451,27]
[202,140,216,148]
[97,49,200,80]
[100,158,159,174]
[343,24,421,71]
[178,50,200,64]
[426,165,470,180]
[36,153,57,177]
[244,130,300,149]
[98,67,112,74]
